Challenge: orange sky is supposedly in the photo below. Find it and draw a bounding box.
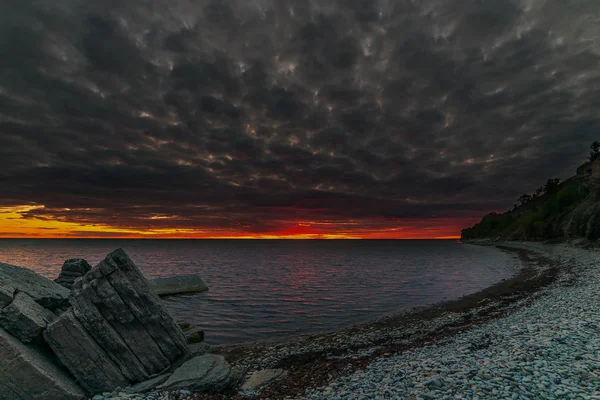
[0,204,478,239]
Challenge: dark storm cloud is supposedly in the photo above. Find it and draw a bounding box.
[1,0,600,234]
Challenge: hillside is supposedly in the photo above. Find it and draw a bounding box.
[461,149,600,242]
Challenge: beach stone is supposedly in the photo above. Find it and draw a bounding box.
[169,342,212,371]
[0,327,85,399]
[159,354,233,392]
[0,292,56,343]
[150,274,208,297]
[44,309,129,394]
[54,259,92,289]
[69,248,187,383]
[241,369,288,392]
[183,325,205,344]
[125,373,171,394]
[0,262,69,310]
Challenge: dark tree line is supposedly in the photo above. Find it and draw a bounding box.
[515,141,598,208]
[517,178,561,207]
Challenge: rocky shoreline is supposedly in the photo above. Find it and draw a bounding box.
[2,242,597,400]
[119,241,583,400]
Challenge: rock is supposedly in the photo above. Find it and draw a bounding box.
[0,262,69,310]
[241,369,288,392]
[150,274,208,297]
[0,327,85,400]
[124,373,171,394]
[54,259,92,289]
[0,292,56,343]
[178,322,191,330]
[183,325,204,344]
[69,249,187,383]
[159,354,233,392]
[44,309,129,394]
[0,274,15,308]
[169,342,212,371]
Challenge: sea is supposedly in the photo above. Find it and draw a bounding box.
[0,239,519,345]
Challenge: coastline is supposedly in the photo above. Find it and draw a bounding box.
[108,241,597,399]
[208,242,569,399]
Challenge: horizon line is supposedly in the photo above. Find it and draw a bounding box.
[0,237,461,240]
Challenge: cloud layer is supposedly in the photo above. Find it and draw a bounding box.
[1,0,600,237]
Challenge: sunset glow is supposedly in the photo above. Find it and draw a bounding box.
[0,205,475,239]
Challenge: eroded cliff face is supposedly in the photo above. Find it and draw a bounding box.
[561,194,600,240]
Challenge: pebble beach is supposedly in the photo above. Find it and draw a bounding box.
[301,242,600,400]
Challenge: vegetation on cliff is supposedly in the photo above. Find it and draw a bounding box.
[462,143,600,241]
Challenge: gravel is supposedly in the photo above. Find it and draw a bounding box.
[302,242,600,400]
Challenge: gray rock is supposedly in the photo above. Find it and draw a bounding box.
[183,326,204,344]
[97,249,188,359]
[0,274,15,308]
[150,274,209,297]
[169,342,212,371]
[0,262,69,310]
[0,292,56,343]
[159,354,233,392]
[241,369,288,392]
[125,373,171,394]
[69,249,187,383]
[0,327,85,400]
[54,259,92,289]
[44,309,129,394]
[71,278,150,382]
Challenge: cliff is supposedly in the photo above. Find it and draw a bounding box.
[462,160,600,242]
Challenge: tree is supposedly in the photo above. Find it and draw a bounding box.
[543,178,560,195]
[518,194,532,206]
[590,141,600,162]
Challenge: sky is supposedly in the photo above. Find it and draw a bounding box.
[1,0,600,239]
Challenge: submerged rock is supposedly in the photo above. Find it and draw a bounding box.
[183,325,205,344]
[0,327,85,400]
[150,274,208,297]
[0,292,56,343]
[0,262,69,310]
[159,354,233,392]
[54,259,92,289]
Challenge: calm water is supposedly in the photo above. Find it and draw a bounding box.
[0,240,519,345]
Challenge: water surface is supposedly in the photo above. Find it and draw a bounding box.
[0,239,519,344]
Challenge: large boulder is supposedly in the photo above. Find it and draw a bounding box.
[150,274,208,297]
[0,262,69,310]
[54,248,188,386]
[159,354,233,392]
[0,292,56,343]
[54,259,92,289]
[0,327,85,400]
[44,309,129,394]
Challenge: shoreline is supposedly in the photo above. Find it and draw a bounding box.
[206,243,568,399]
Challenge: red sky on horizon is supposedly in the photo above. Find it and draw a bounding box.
[0,205,483,239]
